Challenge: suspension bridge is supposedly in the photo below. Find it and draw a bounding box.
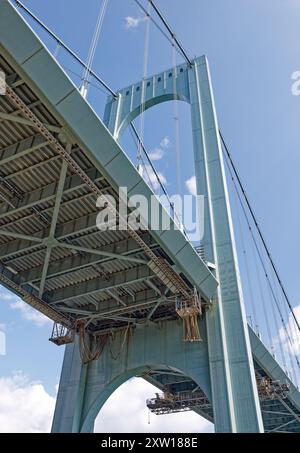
[0,0,300,433]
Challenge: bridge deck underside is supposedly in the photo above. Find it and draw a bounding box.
[0,53,187,335]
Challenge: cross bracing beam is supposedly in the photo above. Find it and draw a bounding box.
[267,418,299,433]
[0,111,60,133]
[57,306,137,324]
[105,289,127,307]
[17,236,156,284]
[0,184,108,238]
[147,297,165,320]
[0,167,105,219]
[38,159,68,297]
[58,242,148,265]
[75,295,175,325]
[47,265,154,304]
[0,134,47,165]
[0,230,151,291]
[6,73,24,88]
[278,396,300,423]
[261,410,292,416]
[0,230,47,243]
[0,211,100,258]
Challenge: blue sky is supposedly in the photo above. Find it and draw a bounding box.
[1,0,300,432]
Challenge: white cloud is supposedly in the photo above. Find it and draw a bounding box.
[10,299,50,327]
[143,164,167,191]
[160,137,170,148]
[278,304,300,356]
[0,372,56,433]
[124,16,147,30]
[148,148,164,161]
[185,175,197,196]
[95,377,213,433]
[0,290,17,301]
[149,136,170,161]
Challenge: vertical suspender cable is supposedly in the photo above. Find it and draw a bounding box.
[172,39,182,198]
[80,0,109,98]
[270,268,297,384]
[266,281,288,374]
[137,2,151,175]
[233,187,259,335]
[251,236,275,357]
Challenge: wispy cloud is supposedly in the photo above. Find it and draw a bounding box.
[185,175,197,196]
[143,164,167,191]
[148,136,170,161]
[10,299,50,327]
[124,15,147,30]
[0,290,17,302]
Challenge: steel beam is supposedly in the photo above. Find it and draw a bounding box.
[0,211,99,258]
[83,296,172,325]
[0,167,104,220]
[267,418,298,433]
[58,242,147,265]
[106,289,127,307]
[38,159,68,297]
[0,134,47,165]
[48,265,153,304]
[0,229,45,243]
[17,236,155,284]
[0,111,60,132]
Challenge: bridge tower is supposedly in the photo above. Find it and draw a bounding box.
[52,56,263,433]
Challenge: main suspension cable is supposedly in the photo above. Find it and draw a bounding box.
[133,0,190,64]
[147,0,192,66]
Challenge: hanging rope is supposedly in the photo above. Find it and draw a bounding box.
[80,0,109,98]
[176,288,203,342]
[108,323,131,361]
[76,321,108,364]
